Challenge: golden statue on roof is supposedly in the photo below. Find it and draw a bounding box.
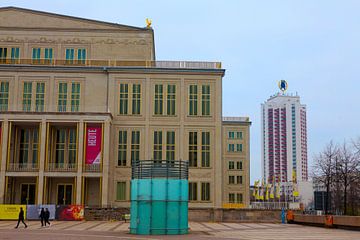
[146,18,152,28]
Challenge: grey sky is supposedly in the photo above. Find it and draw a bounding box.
[2,0,360,183]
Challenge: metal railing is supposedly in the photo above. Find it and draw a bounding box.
[7,163,39,171]
[0,58,222,69]
[250,202,289,210]
[84,164,101,172]
[47,162,77,172]
[132,160,189,179]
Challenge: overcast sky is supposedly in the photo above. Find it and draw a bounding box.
[2,0,360,183]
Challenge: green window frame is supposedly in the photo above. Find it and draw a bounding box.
[32,48,41,63]
[44,48,53,63]
[0,81,9,111]
[55,129,66,166]
[0,47,8,62]
[31,129,39,166]
[228,161,234,170]
[118,131,127,166]
[237,176,243,184]
[19,129,30,165]
[18,129,39,168]
[132,84,141,115]
[71,83,80,112]
[189,182,197,201]
[154,84,163,115]
[58,82,67,112]
[236,193,243,203]
[131,131,140,163]
[116,182,126,201]
[167,84,176,115]
[201,85,210,116]
[189,132,197,167]
[229,176,235,184]
[153,131,162,162]
[236,144,243,152]
[35,82,45,112]
[77,48,86,64]
[227,144,235,152]
[22,82,32,111]
[119,83,128,115]
[236,131,243,139]
[65,48,74,63]
[11,47,20,62]
[228,131,234,139]
[201,132,210,167]
[237,161,243,170]
[68,129,77,165]
[189,85,198,116]
[166,131,175,161]
[229,193,235,203]
[201,182,210,201]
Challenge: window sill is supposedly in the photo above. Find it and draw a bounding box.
[152,114,178,117]
[117,114,143,117]
[187,115,212,118]
[116,166,131,168]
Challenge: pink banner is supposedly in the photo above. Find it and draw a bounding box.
[85,125,102,165]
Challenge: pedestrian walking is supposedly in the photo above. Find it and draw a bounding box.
[44,208,51,226]
[15,207,27,229]
[39,207,45,227]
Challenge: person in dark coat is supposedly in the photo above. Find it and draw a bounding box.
[44,208,51,226]
[15,207,27,229]
[39,208,45,227]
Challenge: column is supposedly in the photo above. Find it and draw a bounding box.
[101,120,110,206]
[76,121,84,204]
[37,120,47,204]
[0,121,9,203]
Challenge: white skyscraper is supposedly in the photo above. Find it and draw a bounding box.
[261,82,308,184]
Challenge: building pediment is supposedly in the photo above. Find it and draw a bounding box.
[0,6,146,31]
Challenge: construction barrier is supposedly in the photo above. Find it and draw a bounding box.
[56,205,84,221]
[26,205,56,220]
[0,205,26,220]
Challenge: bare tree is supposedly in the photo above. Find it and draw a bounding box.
[337,141,360,215]
[312,141,338,214]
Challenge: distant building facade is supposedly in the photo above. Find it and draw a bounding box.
[261,91,308,184]
[0,7,250,208]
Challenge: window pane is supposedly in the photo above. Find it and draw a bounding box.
[153,131,162,162]
[35,82,45,112]
[0,82,9,111]
[201,182,210,201]
[201,132,210,167]
[131,131,140,164]
[132,84,141,115]
[58,83,67,112]
[201,85,210,116]
[189,132,197,167]
[228,161,234,170]
[116,182,126,200]
[71,83,80,112]
[166,131,175,161]
[22,82,32,111]
[66,48,74,63]
[189,182,197,201]
[154,84,163,115]
[44,48,53,63]
[118,131,127,166]
[119,84,128,114]
[167,85,176,115]
[189,85,197,116]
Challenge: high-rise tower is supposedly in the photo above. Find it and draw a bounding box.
[261,81,308,184]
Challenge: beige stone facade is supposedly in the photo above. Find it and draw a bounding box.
[0,7,250,208]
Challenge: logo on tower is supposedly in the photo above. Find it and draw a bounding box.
[278,80,288,93]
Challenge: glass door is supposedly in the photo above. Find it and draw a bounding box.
[20,184,36,204]
[57,184,73,205]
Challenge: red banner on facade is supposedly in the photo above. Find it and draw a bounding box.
[85,125,102,164]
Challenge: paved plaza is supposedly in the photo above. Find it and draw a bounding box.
[0,221,358,240]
